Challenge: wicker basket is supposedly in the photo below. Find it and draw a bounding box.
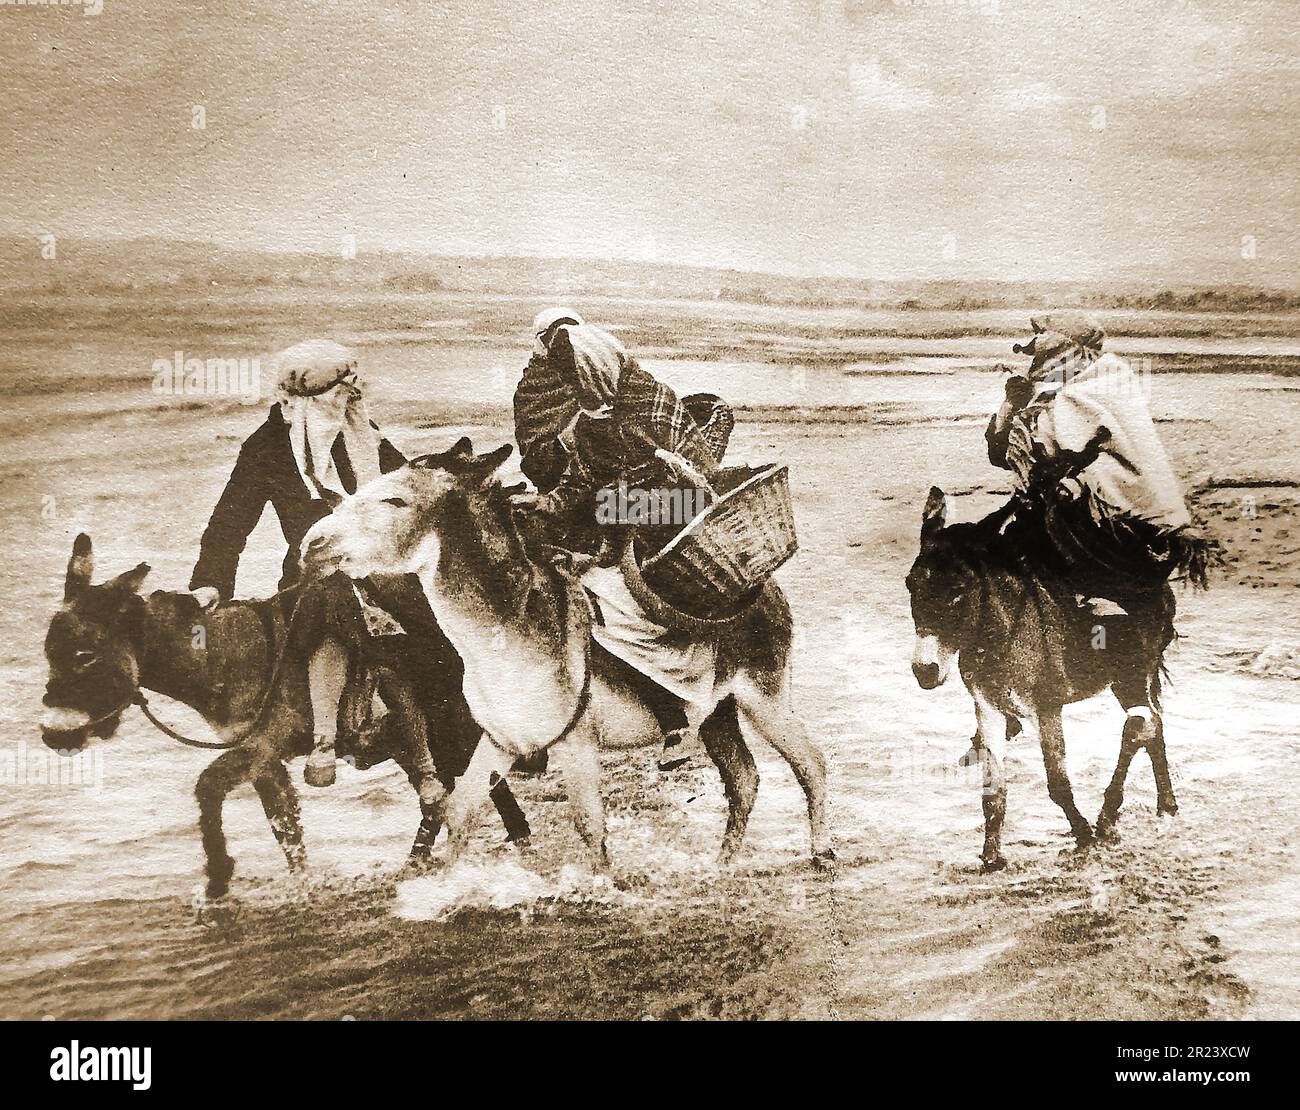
[638,464,797,618]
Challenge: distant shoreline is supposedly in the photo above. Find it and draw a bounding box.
[2,235,1297,310]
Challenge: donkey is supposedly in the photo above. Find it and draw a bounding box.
[301,437,832,872]
[906,488,1178,871]
[40,533,531,905]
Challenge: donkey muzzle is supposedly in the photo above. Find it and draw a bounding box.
[912,661,942,690]
[911,633,951,689]
[40,705,93,751]
[300,528,341,575]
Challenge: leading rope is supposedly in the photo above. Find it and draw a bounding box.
[133,588,307,751]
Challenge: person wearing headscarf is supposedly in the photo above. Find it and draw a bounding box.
[515,311,730,528]
[513,311,735,770]
[187,341,405,786]
[184,342,537,840]
[190,340,402,601]
[985,313,1209,611]
[963,313,1213,770]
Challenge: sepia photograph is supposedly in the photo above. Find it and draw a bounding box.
[1,0,1296,1074]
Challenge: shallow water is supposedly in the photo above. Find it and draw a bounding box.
[1,296,1297,1019]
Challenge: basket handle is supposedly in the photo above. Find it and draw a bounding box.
[625,427,718,498]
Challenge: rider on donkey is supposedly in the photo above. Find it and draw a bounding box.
[189,340,400,785]
[513,309,734,770]
[188,342,529,844]
[984,313,1210,730]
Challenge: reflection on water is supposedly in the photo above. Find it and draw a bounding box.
[0,302,1296,1018]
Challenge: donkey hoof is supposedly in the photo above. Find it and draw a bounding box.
[811,848,838,872]
[192,887,242,929]
[980,854,1008,873]
[1058,834,1094,859]
[203,856,235,900]
[1095,819,1120,843]
[403,850,438,874]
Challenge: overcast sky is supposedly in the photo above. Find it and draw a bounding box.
[1,0,1296,283]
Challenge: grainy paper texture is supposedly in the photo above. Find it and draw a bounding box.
[2,0,1296,1024]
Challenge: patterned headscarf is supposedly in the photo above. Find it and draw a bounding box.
[1013,313,1106,386]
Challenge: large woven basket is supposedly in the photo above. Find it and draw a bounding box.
[638,464,797,618]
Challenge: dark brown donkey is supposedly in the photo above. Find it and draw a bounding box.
[40,533,530,907]
[906,489,1179,871]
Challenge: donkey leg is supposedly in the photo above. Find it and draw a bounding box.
[195,748,255,899]
[443,735,516,868]
[252,759,306,872]
[549,721,610,873]
[1037,709,1093,848]
[387,748,446,864]
[1095,719,1143,841]
[699,696,759,865]
[1097,673,1153,839]
[1146,716,1179,818]
[733,674,831,862]
[375,671,450,863]
[1115,595,1178,818]
[972,689,1009,871]
[1111,665,1178,821]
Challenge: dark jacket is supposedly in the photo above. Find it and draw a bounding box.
[190,405,404,599]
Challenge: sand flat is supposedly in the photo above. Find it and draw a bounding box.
[1,294,1296,1019]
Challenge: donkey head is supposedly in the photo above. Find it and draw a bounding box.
[905,488,981,689]
[41,534,151,750]
[301,436,514,580]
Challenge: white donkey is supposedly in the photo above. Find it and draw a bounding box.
[301,438,832,873]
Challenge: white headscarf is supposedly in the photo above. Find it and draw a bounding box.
[272,339,382,500]
[531,307,584,356]
[549,322,629,414]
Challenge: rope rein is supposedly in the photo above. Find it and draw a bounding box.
[133,589,306,752]
[482,580,595,754]
[133,691,244,750]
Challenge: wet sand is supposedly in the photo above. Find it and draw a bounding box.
[1,294,1297,1019]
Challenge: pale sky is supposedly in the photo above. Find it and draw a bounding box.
[1,0,1297,283]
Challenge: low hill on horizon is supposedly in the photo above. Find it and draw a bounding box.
[2,235,1298,315]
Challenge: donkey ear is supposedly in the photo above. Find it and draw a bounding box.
[921,487,948,540]
[64,533,94,601]
[105,562,151,594]
[449,436,473,458]
[466,443,514,482]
